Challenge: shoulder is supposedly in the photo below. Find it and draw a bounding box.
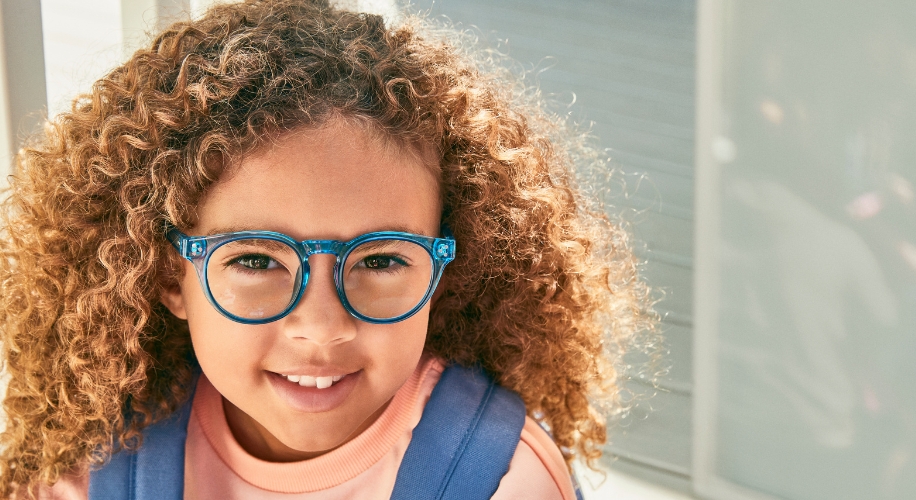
[30,470,88,500]
[492,417,577,500]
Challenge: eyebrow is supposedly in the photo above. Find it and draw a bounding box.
[204,225,434,239]
[218,238,292,253]
[351,238,415,253]
[368,225,432,237]
[206,225,254,236]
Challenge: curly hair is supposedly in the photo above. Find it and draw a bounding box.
[0,0,654,494]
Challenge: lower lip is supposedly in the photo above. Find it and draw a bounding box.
[267,371,361,413]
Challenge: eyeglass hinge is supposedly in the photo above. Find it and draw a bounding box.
[182,239,206,258]
[434,239,456,261]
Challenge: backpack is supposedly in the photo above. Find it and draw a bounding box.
[88,364,531,499]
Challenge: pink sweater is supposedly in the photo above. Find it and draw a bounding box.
[43,357,575,499]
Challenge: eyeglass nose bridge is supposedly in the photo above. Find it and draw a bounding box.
[301,240,345,260]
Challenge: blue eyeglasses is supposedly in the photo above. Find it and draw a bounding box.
[166,225,456,325]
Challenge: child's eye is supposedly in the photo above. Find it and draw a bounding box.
[357,254,408,271]
[231,254,279,270]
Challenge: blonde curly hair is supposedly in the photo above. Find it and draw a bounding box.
[0,0,654,494]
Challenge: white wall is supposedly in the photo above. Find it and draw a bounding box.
[41,0,122,118]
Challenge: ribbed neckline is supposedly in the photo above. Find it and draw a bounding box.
[193,355,441,493]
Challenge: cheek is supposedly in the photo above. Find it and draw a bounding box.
[362,308,430,389]
[181,271,270,379]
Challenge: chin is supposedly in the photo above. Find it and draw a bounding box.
[275,422,357,455]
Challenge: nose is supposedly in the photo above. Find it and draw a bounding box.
[280,253,358,345]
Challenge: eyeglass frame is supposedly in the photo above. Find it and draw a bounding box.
[165,224,456,325]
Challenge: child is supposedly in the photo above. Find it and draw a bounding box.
[0,0,653,498]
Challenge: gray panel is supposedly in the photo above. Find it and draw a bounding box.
[407,0,697,486]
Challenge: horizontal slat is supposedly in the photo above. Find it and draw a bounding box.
[567,93,694,141]
[610,167,695,229]
[593,121,695,169]
[611,150,693,179]
[643,259,693,320]
[637,248,693,270]
[420,1,696,65]
[509,44,696,97]
[661,311,693,328]
[661,321,693,389]
[624,318,693,395]
[613,195,693,222]
[606,380,692,476]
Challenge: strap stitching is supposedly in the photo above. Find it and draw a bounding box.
[433,380,496,499]
[128,450,137,500]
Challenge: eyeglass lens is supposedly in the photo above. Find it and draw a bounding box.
[205,238,434,321]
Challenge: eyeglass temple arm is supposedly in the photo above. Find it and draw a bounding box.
[164,224,186,251]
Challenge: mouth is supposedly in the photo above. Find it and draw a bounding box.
[267,370,361,413]
[279,373,346,389]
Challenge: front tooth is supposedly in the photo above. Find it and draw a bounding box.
[287,375,300,383]
[299,376,317,387]
[316,376,333,389]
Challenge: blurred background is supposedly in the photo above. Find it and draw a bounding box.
[0,0,913,498]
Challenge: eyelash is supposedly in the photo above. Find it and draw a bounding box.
[353,254,410,272]
[223,253,410,272]
[225,254,280,273]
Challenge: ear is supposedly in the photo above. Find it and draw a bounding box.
[160,282,188,320]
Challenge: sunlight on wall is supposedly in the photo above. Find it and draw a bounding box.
[41,0,122,118]
[42,0,402,120]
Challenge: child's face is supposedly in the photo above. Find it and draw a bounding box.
[161,118,442,461]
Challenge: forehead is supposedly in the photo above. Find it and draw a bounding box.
[194,118,442,240]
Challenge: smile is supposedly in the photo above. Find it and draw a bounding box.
[280,374,345,389]
[267,370,362,413]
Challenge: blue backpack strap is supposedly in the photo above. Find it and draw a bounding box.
[88,377,197,500]
[390,364,526,500]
